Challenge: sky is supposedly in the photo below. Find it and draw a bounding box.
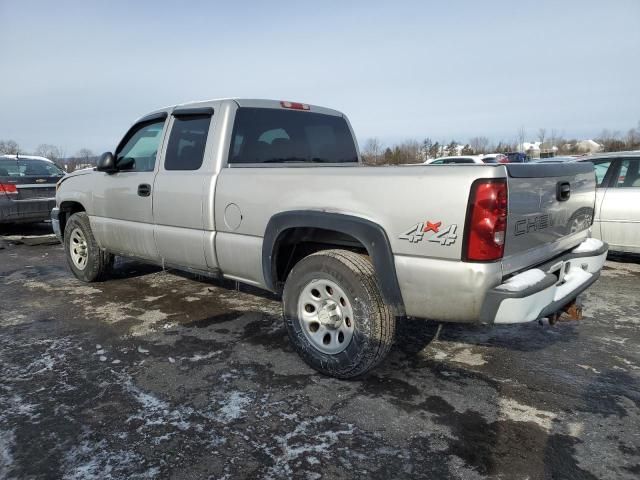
[1,0,639,155]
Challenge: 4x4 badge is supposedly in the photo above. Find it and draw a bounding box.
[399,221,458,245]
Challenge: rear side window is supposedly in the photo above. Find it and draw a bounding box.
[228,108,358,164]
[614,158,640,188]
[165,115,212,171]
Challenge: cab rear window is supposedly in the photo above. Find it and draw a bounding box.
[228,108,358,164]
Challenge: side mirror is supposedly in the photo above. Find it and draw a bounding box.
[96,152,117,173]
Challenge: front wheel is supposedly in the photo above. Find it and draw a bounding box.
[283,249,396,378]
[63,212,113,282]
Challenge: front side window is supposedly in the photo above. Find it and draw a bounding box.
[589,160,613,187]
[116,120,165,172]
[228,108,358,164]
[614,158,640,188]
[165,115,212,171]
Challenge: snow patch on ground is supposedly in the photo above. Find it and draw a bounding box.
[0,429,15,477]
[451,348,487,366]
[184,351,222,362]
[495,269,546,292]
[262,415,356,479]
[62,439,159,480]
[92,302,132,324]
[577,364,600,374]
[143,295,165,302]
[499,398,557,432]
[0,313,28,327]
[216,391,252,422]
[131,310,170,337]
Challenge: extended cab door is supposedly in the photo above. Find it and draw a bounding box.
[91,113,168,260]
[153,108,215,270]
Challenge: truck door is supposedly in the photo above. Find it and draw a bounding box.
[153,108,215,270]
[91,113,168,260]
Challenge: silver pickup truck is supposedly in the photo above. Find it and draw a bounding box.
[52,98,608,378]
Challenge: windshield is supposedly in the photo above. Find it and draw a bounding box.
[0,158,65,177]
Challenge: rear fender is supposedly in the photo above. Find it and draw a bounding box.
[262,210,405,316]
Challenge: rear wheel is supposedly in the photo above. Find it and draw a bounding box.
[283,249,396,378]
[64,212,113,282]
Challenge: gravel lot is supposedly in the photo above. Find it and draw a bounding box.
[1,224,639,479]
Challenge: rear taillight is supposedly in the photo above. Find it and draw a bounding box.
[464,179,508,261]
[497,155,509,164]
[0,183,18,197]
[280,100,310,111]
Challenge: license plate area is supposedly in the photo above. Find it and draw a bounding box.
[548,260,571,285]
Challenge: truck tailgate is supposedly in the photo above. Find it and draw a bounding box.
[502,162,596,275]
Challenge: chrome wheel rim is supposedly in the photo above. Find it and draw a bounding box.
[297,278,355,354]
[70,228,89,270]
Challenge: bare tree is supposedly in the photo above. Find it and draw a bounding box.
[400,140,422,164]
[0,140,20,154]
[76,148,95,165]
[537,128,546,145]
[548,128,563,150]
[35,144,65,163]
[517,126,526,151]
[361,138,384,165]
[596,130,625,152]
[469,136,489,154]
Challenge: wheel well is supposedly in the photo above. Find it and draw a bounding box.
[262,211,406,316]
[272,227,367,289]
[59,201,86,239]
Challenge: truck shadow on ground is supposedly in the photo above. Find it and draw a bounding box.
[606,251,640,265]
[394,316,581,355]
[0,221,53,236]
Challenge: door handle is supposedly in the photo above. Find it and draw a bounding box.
[137,183,151,197]
[556,181,570,201]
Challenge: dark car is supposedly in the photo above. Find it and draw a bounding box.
[505,152,529,163]
[0,155,65,224]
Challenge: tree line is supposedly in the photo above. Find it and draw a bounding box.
[361,121,640,165]
[0,141,98,172]
[2,119,639,170]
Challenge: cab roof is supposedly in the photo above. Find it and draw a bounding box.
[138,98,345,124]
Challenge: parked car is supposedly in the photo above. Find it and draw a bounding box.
[53,98,607,378]
[0,154,65,224]
[576,151,640,253]
[532,156,576,163]
[506,152,529,163]
[480,153,508,164]
[426,155,487,164]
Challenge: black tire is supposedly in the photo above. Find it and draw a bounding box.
[283,249,396,378]
[63,212,113,282]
